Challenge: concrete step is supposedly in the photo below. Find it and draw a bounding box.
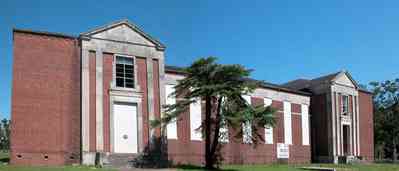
[103,153,139,169]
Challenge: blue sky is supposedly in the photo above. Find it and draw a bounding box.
[1,0,398,119]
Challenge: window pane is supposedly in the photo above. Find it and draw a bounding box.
[116,57,124,64]
[125,79,134,88]
[116,64,124,72]
[116,78,124,87]
[116,72,124,77]
[125,58,133,65]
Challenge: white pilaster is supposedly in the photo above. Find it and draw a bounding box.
[356,95,360,156]
[96,50,104,151]
[82,49,90,152]
[331,91,337,156]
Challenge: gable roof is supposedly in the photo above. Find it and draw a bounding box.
[282,70,359,91]
[80,19,166,50]
[165,65,311,96]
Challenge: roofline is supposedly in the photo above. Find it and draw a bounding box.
[165,66,311,96]
[359,88,373,95]
[13,28,77,39]
[79,19,166,50]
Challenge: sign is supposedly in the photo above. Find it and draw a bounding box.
[277,143,289,159]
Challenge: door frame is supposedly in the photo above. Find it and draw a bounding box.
[109,92,143,153]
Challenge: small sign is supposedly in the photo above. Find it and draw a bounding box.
[277,143,289,159]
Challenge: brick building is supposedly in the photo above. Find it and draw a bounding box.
[10,20,374,166]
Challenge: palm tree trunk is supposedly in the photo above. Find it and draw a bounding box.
[205,95,214,169]
[394,139,398,162]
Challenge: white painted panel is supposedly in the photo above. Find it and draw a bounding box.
[243,121,252,144]
[219,123,229,143]
[243,95,251,105]
[113,103,138,153]
[264,98,272,107]
[219,98,229,143]
[283,101,292,145]
[165,84,177,139]
[264,98,273,144]
[301,104,310,145]
[265,126,273,144]
[190,98,202,141]
[242,95,252,143]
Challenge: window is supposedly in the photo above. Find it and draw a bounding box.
[342,95,349,115]
[115,56,134,88]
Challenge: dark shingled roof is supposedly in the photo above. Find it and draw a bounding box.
[165,65,311,96]
[282,72,341,91]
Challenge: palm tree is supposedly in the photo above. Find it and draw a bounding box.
[156,57,276,169]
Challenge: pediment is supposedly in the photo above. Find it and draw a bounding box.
[81,20,165,50]
[333,71,358,88]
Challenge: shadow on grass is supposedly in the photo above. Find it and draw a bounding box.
[176,164,238,171]
[0,157,9,163]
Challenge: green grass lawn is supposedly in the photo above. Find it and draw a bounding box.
[177,164,399,171]
[0,152,398,171]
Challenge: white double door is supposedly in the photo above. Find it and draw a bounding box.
[113,102,138,153]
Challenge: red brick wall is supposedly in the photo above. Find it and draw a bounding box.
[167,96,311,165]
[136,57,149,149]
[11,32,81,165]
[103,53,113,152]
[359,91,374,161]
[89,51,96,152]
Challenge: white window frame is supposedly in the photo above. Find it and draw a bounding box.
[112,54,139,91]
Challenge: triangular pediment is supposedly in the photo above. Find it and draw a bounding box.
[332,71,358,88]
[80,20,165,50]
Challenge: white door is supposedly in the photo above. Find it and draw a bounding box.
[113,103,138,153]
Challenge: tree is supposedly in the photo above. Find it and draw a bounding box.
[154,57,276,169]
[0,119,10,151]
[370,79,399,161]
